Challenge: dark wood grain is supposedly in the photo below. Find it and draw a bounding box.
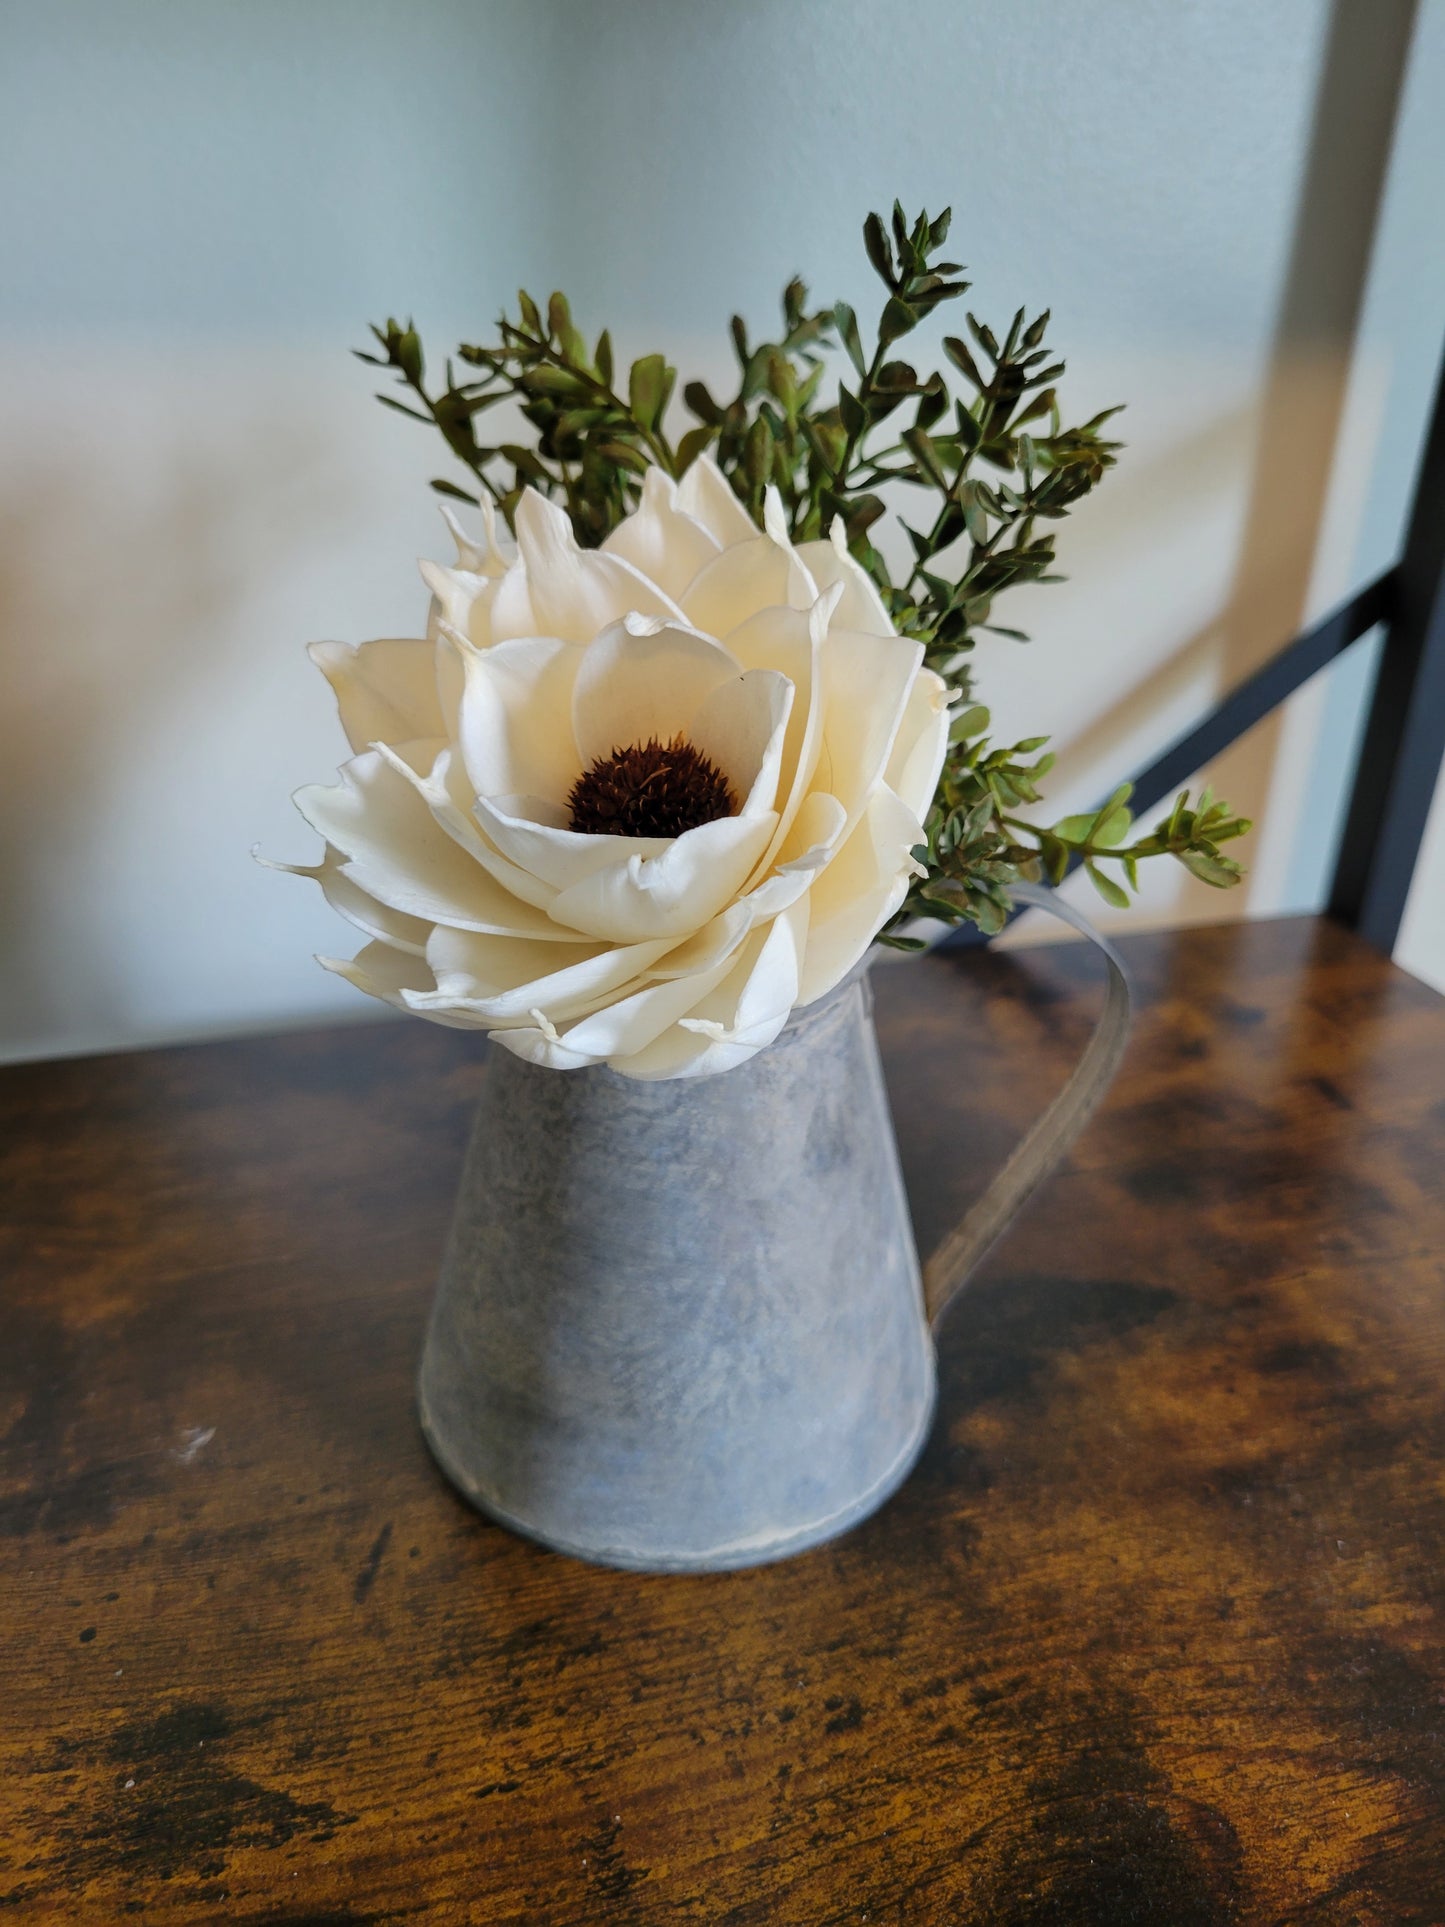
[2,916,1443,1924]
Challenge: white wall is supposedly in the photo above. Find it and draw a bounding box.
[1,0,1440,1062]
[0,1,565,1056]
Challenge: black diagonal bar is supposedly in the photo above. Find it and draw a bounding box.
[1126,568,1396,820]
[941,566,1395,950]
[1329,350,1445,950]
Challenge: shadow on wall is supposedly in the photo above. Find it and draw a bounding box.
[1008,0,1416,940]
[1215,0,1415,917]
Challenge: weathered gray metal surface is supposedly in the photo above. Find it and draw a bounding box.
[419,895,1131,1572]
[418,966,935,1572]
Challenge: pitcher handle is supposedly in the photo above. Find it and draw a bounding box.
[923,883,1133,1331]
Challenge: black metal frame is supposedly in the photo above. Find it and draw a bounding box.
[1329,349,1445,948]
[950,346,1445,956]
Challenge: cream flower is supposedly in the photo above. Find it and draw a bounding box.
[285,456,950,1079]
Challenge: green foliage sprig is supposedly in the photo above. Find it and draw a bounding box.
[359,202,1250,934]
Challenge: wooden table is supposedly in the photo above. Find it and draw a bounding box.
[2,916,1443,1924]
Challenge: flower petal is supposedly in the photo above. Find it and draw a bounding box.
[474,792,669,895]
[308,638,444,755]
[675,451,758,548]
[457,634,585,804]
[796,785,924,1005]
[494,489,686,643]
[421,560,503,652]
[776,787,849,866]
[546,809,777,942]
[618,898,807,1079]
[678,530,818,640]
[720,791,849,927]
[263,846,432,956]
[572,614,740,767]
[377,741,564,920]
[716,602,823,866]
[405,924,672,1024]
[439,495,513,577]
[319,941,477,1030]
[683,667,793,816]
[295,743,567,937]
[483,555,539,645]
[529,923,750,1063]
[796,522,895,636]
[600,464,721,601]
[818,627,924,831]
[485,1016,602,1069]
[884,666,951,821]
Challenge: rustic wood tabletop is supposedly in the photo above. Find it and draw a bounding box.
[2,915,1443,1924]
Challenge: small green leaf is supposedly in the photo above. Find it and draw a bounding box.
[1094,807,1133,848]
[675,424,718,474]
[1085,862,1130,909]
[744,415,773,487]
[802,417,843,476]
[376,393,432,424]
[1180,850,1244,888]
[395,328,424,387]
[524,364,588,397]
[949,704,991,741]
[943,335,986,389]
[902,425,950,489]
[1087,783,1134,844]
[765,348,797,410]
[595,439,650,475]
[1022,309,1051,350]
[517,290,543,336]
[844,492,886,536]
[863,211,895,287]
[834,301,866,377]
[628,353,669,429]
[683,380,721,425]
[430,477,480,504]
[915,374,948,431]
[879,296,919,345]
[967,314,1000,360]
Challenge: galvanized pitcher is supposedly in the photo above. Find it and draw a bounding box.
[418,887,1129,1572]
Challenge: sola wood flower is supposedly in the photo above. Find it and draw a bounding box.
[283,455,950,1079]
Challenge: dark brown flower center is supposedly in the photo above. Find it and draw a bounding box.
[567,735,737,838]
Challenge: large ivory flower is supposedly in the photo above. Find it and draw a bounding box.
[286,456,950,1079]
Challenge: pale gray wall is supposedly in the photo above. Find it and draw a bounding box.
[0,0,1439,1061]
[1,0,566,336]
[0,0,563,1057]
[551,0,1334,348]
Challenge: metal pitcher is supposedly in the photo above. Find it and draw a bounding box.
[418,887,1129,1572]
